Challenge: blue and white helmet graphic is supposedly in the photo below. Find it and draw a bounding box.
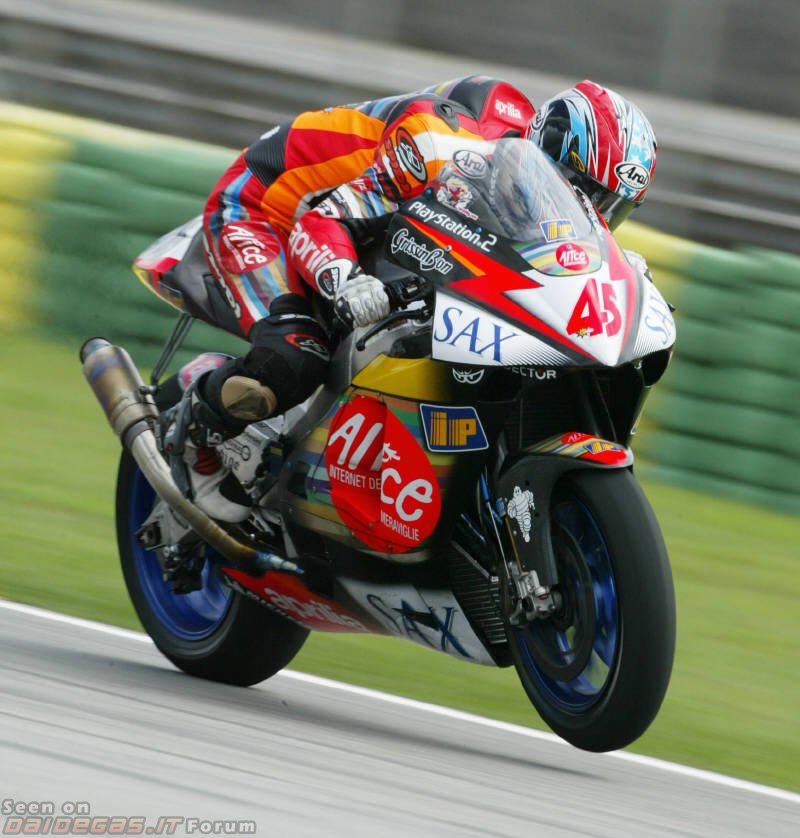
[528,80,657,229]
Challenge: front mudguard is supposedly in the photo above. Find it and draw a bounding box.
[495,435,634,586]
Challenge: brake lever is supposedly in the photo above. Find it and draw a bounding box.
[355,304,432,352]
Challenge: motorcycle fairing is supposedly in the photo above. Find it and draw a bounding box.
[132,214,245,338]
[432,293,578,367]
[351,355,455,401]
[222,567,380,633]
[339,578,497,665]
[527,432,633,467]
[133,215,202,313]
[383,136,682,367]
[281,372,513,558]
[324,394,443,553]
[630,276,677,358]
[282,388,457,556]
[394,207,645,368]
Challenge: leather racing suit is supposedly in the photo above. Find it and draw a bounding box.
[199,75,535,425]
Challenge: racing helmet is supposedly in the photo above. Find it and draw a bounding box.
[528,80,657,229]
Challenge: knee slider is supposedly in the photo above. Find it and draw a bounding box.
[220,376,277,421]
[246,316,331,413]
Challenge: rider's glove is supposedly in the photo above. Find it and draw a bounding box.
[334,272,391,328]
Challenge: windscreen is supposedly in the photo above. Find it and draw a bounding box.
[431,138,596,243]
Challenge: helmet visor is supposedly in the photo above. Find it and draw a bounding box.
[592,191,639,230]
[559,166,640,230]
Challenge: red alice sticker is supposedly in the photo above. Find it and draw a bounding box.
[218,220,282,274]
[556,242,589,271]
[326,395,441,552]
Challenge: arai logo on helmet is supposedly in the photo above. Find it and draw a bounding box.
[615,161,650,192]
[453,149,488,179]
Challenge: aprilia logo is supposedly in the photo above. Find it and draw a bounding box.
[289,224,337,274]
[495,100,523,120]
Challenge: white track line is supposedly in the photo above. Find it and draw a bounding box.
[2,598,798,805]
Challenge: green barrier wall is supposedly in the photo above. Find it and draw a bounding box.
[615,226,800,512]
[1,102,245,368]
[2,102,799,512]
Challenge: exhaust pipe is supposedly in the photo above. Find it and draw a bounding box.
[80,338,296,573]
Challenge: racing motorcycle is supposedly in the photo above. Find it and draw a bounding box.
[81,138,676,753]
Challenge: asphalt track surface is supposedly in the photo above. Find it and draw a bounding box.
[1,602,798,837]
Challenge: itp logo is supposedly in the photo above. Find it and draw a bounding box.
[419,404,488,452]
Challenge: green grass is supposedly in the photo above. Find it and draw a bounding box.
[1,330,798,793]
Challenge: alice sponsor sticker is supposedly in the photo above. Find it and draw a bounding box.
[326,395,441,552]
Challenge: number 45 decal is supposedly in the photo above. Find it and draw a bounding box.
[567,279,622,338]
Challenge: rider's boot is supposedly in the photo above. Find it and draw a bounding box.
[160,373,277,523]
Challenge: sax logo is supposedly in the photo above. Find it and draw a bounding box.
[419,404,488,452]
[503,485,536,543]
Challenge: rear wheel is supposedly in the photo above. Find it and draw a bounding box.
[116,450,308,685]
[506,468,675,752]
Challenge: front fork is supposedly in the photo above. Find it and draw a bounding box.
[486,449,632,627]
[478,473,560,626]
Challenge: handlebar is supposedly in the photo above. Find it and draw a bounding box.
[382,274,434,309]
[355,275,433,351]
[333,274,435,350]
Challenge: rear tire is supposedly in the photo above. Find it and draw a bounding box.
[116,450,308,686]
[506,467,675,752]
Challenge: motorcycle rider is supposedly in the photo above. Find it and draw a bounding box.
[158,76,656,522]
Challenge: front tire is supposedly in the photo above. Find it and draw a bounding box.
[116,450,308,686]
[506,468,675,752]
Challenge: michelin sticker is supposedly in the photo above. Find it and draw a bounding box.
[504,485,535,543]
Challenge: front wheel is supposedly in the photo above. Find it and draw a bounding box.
[506,468,675,752]
[116,450,308,686]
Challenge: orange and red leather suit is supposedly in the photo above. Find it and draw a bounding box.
[202,75,535,336]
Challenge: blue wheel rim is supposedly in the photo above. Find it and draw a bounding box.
[129,465,232,640]
[514,493,619,713]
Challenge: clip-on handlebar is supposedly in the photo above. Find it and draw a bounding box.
[355,275,434,351]
[333,275,434,351]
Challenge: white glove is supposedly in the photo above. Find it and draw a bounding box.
[335,273,391,328]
